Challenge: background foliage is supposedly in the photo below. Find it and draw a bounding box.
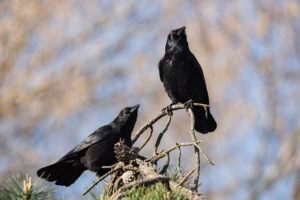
[0,0,299,199]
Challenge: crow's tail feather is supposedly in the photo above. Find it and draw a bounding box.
[37,161,85,186]
[193,107,217,134]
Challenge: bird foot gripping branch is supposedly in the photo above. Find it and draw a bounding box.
[37,26,217,198]
[83,99,215,197]
[184,99,194,110]
[158,26,217,134]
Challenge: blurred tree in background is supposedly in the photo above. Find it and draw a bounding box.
[0,0,299,199]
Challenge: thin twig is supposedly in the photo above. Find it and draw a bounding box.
[102,163,118,169]
[193,143,215,165]
[138,125,153,152]
[187,108,200,192]
[190,103,210,108]
[169,180,201,200]
[84,164,140,196]
[159,153,170,174]
[177,144,182,172]
[83,166,123,196]
[154,114,172,154]
[132,112,166,144]
[132,103,209,144]
[178,167,197,186]
[148,141,202,163]
[85,102,212,197]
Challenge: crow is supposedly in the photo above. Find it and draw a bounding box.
[158,26,217,134]
[37,105,139,186]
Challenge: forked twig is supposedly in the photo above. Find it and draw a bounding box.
[148,141,203,162]
[132,103,210,144]
[193,143,215,165]
[84,102,213,197]
[154,114,172,154]
[187,108,200,192]
[138,125,153,152]
[83,165,123,195]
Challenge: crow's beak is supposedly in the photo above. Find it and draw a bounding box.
[130,104,140,112]
[177,26,186,35]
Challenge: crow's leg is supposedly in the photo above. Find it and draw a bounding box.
[184,99,194,111]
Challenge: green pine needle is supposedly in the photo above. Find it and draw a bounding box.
[0,174,55,200]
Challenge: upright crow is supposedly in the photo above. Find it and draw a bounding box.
[37,105,139,186]
[158,26,217,133]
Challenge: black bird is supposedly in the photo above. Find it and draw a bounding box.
[37,105,139,186]
[158,26,217,134]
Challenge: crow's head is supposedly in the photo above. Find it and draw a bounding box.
[165,26,188,53]
[117,104,139,131]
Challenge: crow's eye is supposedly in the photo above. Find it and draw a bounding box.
[172,34,178,40]
[125,108,130,113]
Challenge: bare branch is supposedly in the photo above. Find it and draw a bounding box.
[193,143,215,166]
[138,125,153,152]
[148,141,203,163]
[84,102,212,197]
[159,152,170,174]
[187,108,200,192]
[177,145,182,171]
[83,164,124,196]
[178,167,197,186]
[169,180,201,200]
[154,114,172,155]
[132,103,210,144]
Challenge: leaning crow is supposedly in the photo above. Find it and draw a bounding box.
[37,105,139,186]
[158,26,217,133]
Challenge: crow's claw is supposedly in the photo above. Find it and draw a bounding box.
[184,99,194,110]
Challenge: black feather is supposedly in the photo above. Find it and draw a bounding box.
[159,26,217,133]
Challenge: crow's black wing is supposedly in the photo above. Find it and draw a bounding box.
[158,59,165,82]
[59,125,113,161]
[186,53,209,103]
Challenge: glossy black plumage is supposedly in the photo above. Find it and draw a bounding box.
[37,105,139,186]
[159,26,217,133]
